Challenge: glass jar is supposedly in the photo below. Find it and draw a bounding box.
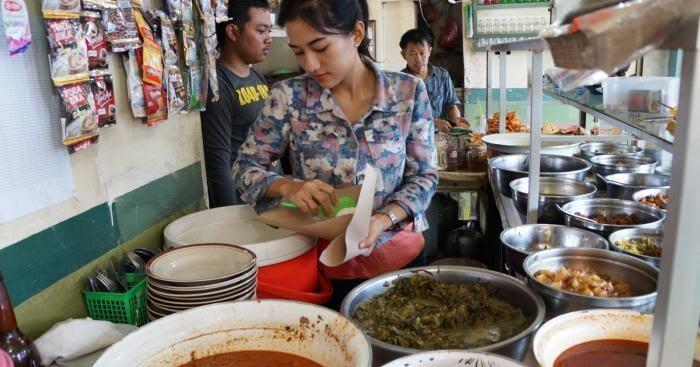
[467,144,488,172]
[446,135,460,172]
[434,132,447,170]
[457,134,471,170]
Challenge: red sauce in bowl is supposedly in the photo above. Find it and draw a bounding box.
[178,350,323,367]
[554,339,700,367]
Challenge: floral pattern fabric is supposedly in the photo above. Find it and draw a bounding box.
[232,59,438,248]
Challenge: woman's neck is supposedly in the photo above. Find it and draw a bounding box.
[333,56,373,102]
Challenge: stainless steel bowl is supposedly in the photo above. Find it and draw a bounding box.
[510,177,597,224]
[500,224,609,277]
[557,198,666,237]
[579,143,644,161]
[489,154,592,197]
[633,188,669,212]
[600,173,671,200]
[609,228,663,268]
[340,266,546,365]
[590,154,657,187]
[523,248,658,318]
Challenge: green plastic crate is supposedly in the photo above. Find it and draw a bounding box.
[84,273,147,326]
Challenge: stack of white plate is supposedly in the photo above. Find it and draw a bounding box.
[145,243,257,320]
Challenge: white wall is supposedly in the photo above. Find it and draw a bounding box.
[463,6,554,89]
[370,0,417,71]
[0,2,204,249]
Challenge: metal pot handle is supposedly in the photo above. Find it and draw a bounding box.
[596,173,609,184]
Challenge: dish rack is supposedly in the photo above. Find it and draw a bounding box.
[84,273,148,326]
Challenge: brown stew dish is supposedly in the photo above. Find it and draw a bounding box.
[554,339,700,367]
[178,350,323,367]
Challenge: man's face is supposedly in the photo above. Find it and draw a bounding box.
[229,7,272,64]
[402,41,431,75]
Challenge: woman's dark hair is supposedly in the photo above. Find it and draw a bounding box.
[277,0,373,60]
[399,28,433,50]
[216,0,270,49]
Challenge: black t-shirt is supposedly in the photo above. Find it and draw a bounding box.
[201,62,269,208]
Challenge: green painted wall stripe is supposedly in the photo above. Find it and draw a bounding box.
[0,204,119,305]
[1,162,204,305]
[113,162,203,241]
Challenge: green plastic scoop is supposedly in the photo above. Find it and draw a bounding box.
[281,196,356,219]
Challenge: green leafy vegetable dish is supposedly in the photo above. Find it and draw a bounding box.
[352,274,529,350]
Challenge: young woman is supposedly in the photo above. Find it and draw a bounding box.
[232,0,438,308]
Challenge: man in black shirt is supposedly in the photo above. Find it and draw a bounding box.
[201,0,272,207]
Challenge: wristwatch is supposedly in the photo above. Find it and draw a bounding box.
[376,207,399,229]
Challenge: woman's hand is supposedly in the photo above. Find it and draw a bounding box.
[279,179,338,217]
[358,214,393,249]
[434,118,452,133]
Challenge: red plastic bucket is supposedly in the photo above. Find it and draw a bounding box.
[257,245,319,293]
[257,269,333,305]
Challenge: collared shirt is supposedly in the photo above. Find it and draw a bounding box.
[232,58,438,249]
[401,64,460,120]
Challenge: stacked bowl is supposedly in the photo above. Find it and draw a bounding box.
[145,243,257,320]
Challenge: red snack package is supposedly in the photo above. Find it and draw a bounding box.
[81,11,109,75]
[91,75,116,127]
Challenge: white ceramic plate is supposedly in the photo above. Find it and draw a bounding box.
[149,288,256,311]
[163,205,316,266]
[147,267,257,293]
[381,350,527,367]
[95,300,372,367]
[483,133,580,155]
[148,282,257,307]
[147,243,256,284]
[147,276,257,300]
[533,309,700,367]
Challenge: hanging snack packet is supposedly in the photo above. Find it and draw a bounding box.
[1,0,32,55]
[186,63,204,111]
[122,51,146,118]
[67,135,99,153]
[160,13,187,116]
[43,0,81,19]
[81,0,113,11]
[181,21,197,66]
[214,0,228,23]
[137,47,168,125]
[58,82,99,145]
[91,75,116,127]
[165,0,182,22]
[81,11,109,75]
[134,9,163,86]
[46,19,90,86]
[102,0,140,52]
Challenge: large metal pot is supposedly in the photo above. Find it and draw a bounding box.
[579,142,643,161]
[340,266,545,366]
[600,173,671,200]
[590,154,657,187]
[557,198,666,237]
[510,177,597,224]
[94,300,372,367]
[523,248,658,318]
[489,154,592,197]
[609,228,663,268]
[500,224,609,277]
[633,187,669,213]
[533,309,700,367]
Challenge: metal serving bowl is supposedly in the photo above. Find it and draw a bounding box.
[590,154,657,187]
[609,228,663,268]
[579,142,644,161]
[510,177,597,224]
[633,187,669,212]
[500,224,609,277]
[557,198,666,237]
[340,266,546,365]
[600,173,671,200]
[381,350,528,367]
[523,248,658,318]
[489,154,592,197]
